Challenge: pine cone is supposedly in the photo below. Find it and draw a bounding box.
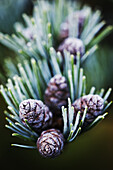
[19,99,53,133]
[44,74,70,116]
[58,37,85,63]
[60,10,86,39]
[37,129,64,158]
[72,94,104,128]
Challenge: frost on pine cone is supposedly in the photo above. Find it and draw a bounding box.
[37,129,64,158]
[72,94,104,128]
[19,99,53,133]
[58,37,85,63]
[60,10,87,39]
[44,74,70,116]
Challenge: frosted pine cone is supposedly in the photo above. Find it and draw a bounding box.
[58,37,85,63]
[72,94,104,128]
[37,129,64,158]
[60,10,87,39]
[19,99,53,133]
[44,74,70,116]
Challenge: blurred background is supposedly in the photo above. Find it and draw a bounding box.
[0,0,113,170]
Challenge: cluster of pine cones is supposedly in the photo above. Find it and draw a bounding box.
[18,11,105,158]
[19,74,104,158]
[0,0,112,161]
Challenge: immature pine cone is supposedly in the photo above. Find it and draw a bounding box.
[60,10,87,39]
[44,74,70,116]
[58,37,85,63]
[72,94,104,128]
[37,129,64,158]
[19,99,53,133]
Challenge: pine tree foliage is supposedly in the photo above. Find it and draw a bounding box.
[0,0,112,153]
[0,0,112,64]
[0,50,112,148]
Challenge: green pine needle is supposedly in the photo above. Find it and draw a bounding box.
[11,144,37,149]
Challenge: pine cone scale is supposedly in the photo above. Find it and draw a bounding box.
[37,129,64,158]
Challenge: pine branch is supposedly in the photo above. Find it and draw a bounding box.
[0,0,112,81]
[0,0,112,151]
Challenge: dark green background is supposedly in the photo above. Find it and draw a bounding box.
[0,0,113,170]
